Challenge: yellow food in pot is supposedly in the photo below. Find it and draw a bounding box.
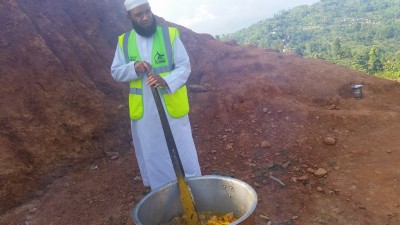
[161,212,237,225]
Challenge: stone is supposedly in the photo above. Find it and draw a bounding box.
[314,168,328,177]
[261,141,272,148]
[324,137,336,145]
[297,175,308,181]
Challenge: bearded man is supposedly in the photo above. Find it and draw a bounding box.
[110,0,201,190]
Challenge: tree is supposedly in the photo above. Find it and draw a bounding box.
[368,46,383,74]
[331,38,343,60]
[351,49,369,73]
[375,50,400,80]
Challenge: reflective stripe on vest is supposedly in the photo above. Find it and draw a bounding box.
[118,26,190,120]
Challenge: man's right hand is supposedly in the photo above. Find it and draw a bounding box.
[134,61,152,74]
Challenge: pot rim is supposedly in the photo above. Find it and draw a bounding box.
[351,84,363,89]
[133,175,258,225]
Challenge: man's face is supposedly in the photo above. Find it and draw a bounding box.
[128,3,157,37]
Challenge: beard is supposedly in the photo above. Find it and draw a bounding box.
[131,15,157,37]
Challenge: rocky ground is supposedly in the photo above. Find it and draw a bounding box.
[1,0,400,225]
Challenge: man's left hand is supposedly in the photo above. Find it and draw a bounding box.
[146,73,167,88]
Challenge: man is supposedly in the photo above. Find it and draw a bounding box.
[110,0,201,190]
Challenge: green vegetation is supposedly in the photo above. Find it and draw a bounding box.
[222,0,400,81]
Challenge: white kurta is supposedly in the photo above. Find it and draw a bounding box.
[111,30,201,190]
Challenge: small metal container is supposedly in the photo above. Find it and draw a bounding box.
[133,175,257,225]
[351,84,364,99]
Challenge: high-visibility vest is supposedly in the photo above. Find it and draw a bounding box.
[118,26,190,120]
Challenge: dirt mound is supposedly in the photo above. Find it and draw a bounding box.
[1,0,399,224]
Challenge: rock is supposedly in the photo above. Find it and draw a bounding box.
[297,175,308,181]
[73,146,82,153]
[307,168,316,173]
[259,215,270,220]
[317,187,324,192]
[103,151,119,160]
[314,168,328,177]
[266,161,274,168]
[90,165,98,170]
[324,137,336,145]
[261,141,272,148]
[281,161,291,168]
[105,151,119,158]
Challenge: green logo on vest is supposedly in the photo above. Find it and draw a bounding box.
[154,52,166,64]
[129,56,138,61]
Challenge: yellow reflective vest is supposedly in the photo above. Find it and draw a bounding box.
[118,26,190,120]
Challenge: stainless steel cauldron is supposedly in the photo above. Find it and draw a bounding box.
[133,175,257,225]
[351,84,364,99]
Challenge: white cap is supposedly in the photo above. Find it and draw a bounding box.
[124,0,149,11]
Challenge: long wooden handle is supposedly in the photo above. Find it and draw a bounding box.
[150,85,200,225]
[150,86,185,177]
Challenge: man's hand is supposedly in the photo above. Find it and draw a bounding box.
[134,61,152,74]
[146,73,167,88]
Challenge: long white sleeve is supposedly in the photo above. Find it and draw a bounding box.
[162,36,191,94]
[110,45,142,83]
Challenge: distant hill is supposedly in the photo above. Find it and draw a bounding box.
[222,0,400,80]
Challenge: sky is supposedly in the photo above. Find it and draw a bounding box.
[149,0,320,35]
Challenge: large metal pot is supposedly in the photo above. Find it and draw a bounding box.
[133,175,257,225]
[351,84,364,99]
